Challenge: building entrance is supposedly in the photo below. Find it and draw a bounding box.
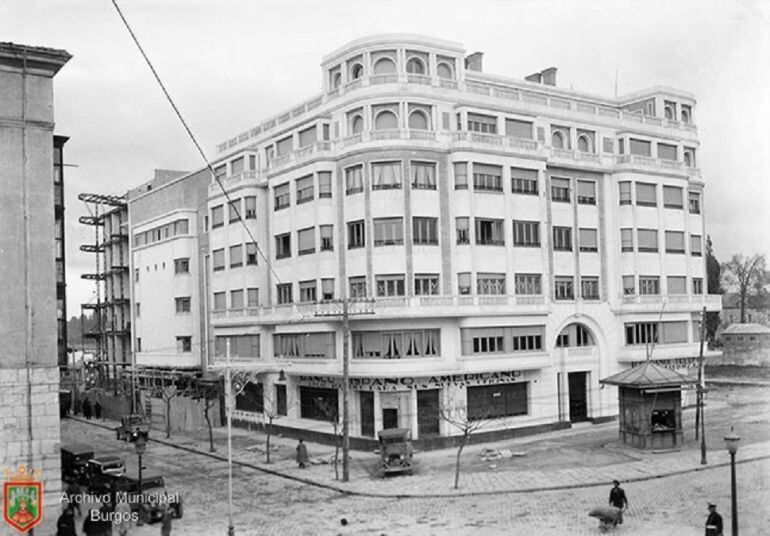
[417,389,440,437]
[382,408,398,429]
[568,371,588,422]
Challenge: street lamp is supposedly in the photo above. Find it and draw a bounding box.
[724,427,740,536]
[133,435,146,492]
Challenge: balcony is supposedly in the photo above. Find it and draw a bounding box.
[265,141,333,173]
[339,129,438,150]
[209,170,261,196]
[549,148,605,167]
[616,294,721,313]
[615,154,692,177]
[451,131,541,156]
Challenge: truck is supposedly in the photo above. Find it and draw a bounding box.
[377,428,414,475]
[116,414,150,442]
[61,443,94,484]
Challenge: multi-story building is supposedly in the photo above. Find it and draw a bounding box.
[0,41,71,533]
[54,135,69,368]
[140,34,722,444]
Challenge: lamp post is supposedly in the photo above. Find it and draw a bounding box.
[724,427,740,536]
[133,434,147,492]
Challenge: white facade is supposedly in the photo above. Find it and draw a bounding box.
[195,34,721,443]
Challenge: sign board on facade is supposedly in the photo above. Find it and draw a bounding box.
[298,370,524,391]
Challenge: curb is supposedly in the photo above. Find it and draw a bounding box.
[65,417,770,499]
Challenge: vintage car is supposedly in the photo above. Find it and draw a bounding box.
[61,443,94,483]
[96,471,183,524]
[378,428,414,475]
[83,455,126,488]
[116,414,150,442]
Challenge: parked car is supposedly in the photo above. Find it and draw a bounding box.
[61,443,94,483]
[116,414,150,442]
[83,455,126,488]
[96,471,183,524]
[378,428,414,475]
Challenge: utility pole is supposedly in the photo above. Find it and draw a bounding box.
[697,306,707,464]
[225,337,235,536]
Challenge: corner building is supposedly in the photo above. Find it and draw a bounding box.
[206,34,719,444]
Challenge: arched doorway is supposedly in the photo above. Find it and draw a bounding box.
[556,323,596,423]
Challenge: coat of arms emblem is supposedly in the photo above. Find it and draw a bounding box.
[3,465,43,533]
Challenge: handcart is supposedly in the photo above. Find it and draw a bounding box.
[588,505,622,532]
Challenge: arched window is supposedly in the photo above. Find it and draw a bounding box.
[556,323,595,348]
[351,63,364,80]
[374,110,398,130]
[351,115,364,134]
[408,111,429,130]
[664,105,675,120]
[406,57,426,75]
[373,57,396,75]
[681,109,691,123]
[552,131,565,149]
[577,135,592,153]
[332,72,342,89]
[437,62,453,79]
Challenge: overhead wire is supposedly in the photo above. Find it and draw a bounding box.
[109,0,305,321]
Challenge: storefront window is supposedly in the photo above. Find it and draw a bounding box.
[651,409,675,432]
[467,383,528,420]
[299,387,338,421]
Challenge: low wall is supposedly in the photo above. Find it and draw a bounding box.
[141,392,223,435]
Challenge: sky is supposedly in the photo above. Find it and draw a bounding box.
[2,0,769,318]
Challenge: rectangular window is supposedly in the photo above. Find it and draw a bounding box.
[276,135,293,156]
[663,186,683,209]
[623,275,635,295]
[374,217,404,246]
[135,302,140,318]
[665,231,685,254]
[693,277,703,294]
[411,162,436,190]
[318,171,332,198]
[688,192,701,214]
[636,183,657,206]
[346,165,363,194]
[244,196,256,219]
[475,218,504,245]
[577,180,596,205]
[246,242,258,265]
[505,118,533,139]
[456,217,470,245]
[213,164,226,179]
[134,268,139,282]
[581,277,600,300]
[298,125,316,148]
[276,333,335,360]
[691,234,703,256]
[661,321,688,344]
[296,175,314,204]
[176,336,192,353]
[578,228,598,252]
[320,225,333,251]
[511,168,538,195]
[602,137,614,153]
[372,161,402,190]
[376,274,406,297]
[174,258,190,274]
[136,338,142,351]
[297,227,315,255]
[216,335,261,359]
[349,276,367,298]
[473,163,503,192]
[629,138,652,156]
[668,276,687,294]
[639,276,660,295]
[553,226,573,251]
[299,280,317,303]
[275,233,291,259]
[477,273,506,295]
[467,112,497,134]
[247,288,259,307]
[515,274,541,295]
[228,198,241,223]
[230,289,244,309]
[276,384,287,416]
[352,329,440,359]
[619,181,632,205]
[621,228,634,252]
[211,205,224,228]
[274,183,290,210]
[554,276,574,300]
[213,248,225,271]
[299,387,338,421]
[625,322,658,345]
[468,383,528,420]
[347,220,365,249]
[277,283,293,304]
[454,162,468,190]
[513,220,540,247]
[637,229,658,252]
[413,217,438,245]
[321,278,334,301]
[175,297,191,313]
[229,244,243,267]
[464,327,505,354]
[551,177,570,203]
[414,274,439,295]
[213,292,226,310]
[658,143,677,161]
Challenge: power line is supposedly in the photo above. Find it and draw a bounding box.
[109,0,304,321]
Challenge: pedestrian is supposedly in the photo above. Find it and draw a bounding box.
[83,398,92,420]
[608,479,628,525]
[66,480,82,517]
[94,399,103,420]
[705,503,723,536]
[75,397,82,416]
[56,506,77,536]
[160,505,173,536]
[114,499,132,536]
[296,438,309,469]
[83,508,100,536]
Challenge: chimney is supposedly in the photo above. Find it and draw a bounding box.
[524,67,558,86]
[524,72,543,84]
[465,52,483,72]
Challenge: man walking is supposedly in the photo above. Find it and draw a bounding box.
[94,399,103,420]
[83,398,92,420]
[705,503,723,536]
[296,439,309,469]
[609,480,628,525]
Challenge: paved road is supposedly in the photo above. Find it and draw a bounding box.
[61,417,769,535]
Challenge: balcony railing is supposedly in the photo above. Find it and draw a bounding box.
[618,294,722,310]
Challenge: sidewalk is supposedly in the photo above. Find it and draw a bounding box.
[70,412,770,499]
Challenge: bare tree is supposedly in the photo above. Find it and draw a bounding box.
[722,254,768,323]
[438,403,493,490]
[191,378,221,452]
[314,397,343,480]
[137,371,193,439]
[261,392,289,464]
